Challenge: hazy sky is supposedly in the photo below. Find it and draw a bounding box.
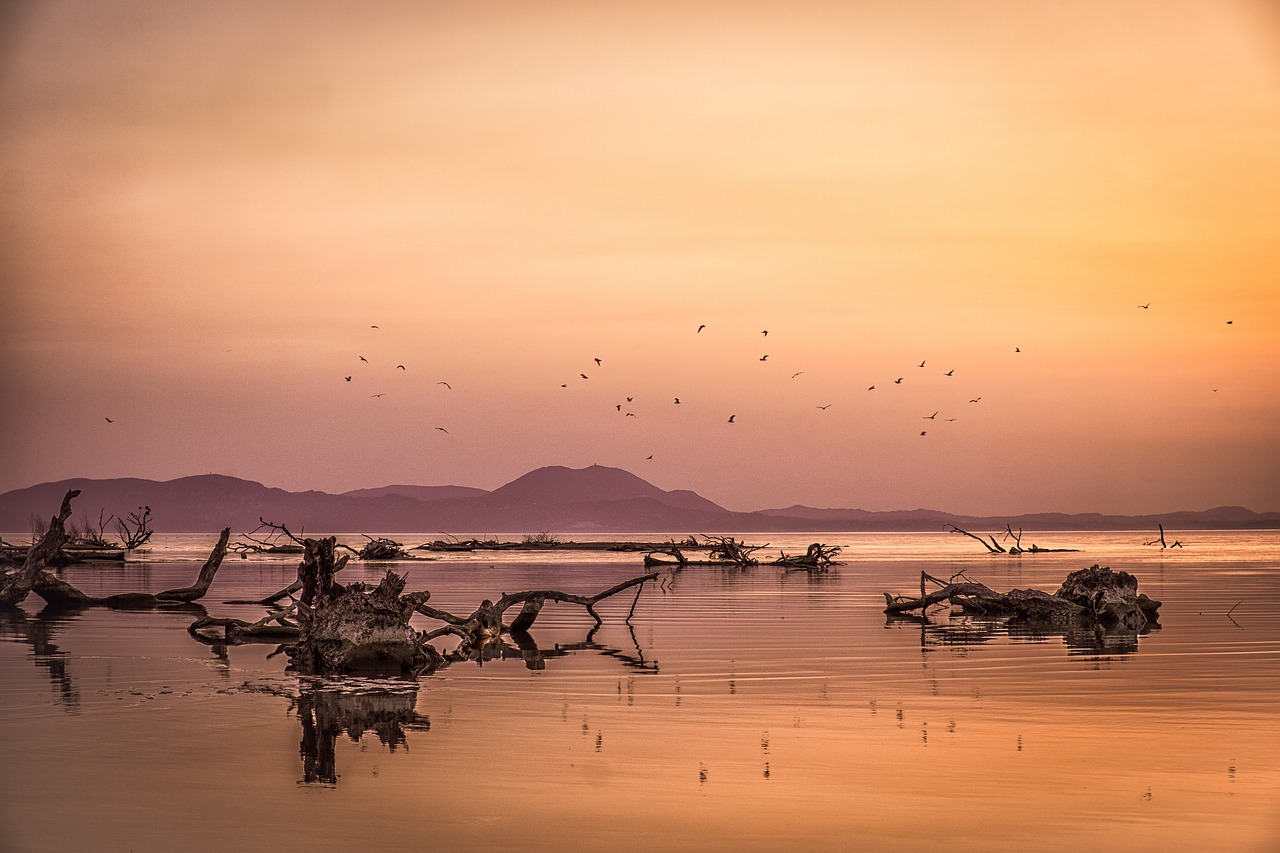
[2,0,1279,515]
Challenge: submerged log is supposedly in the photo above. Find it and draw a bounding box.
[286,537,438,676]
[775,542,843,570]
[0,490,80,606]
[883,564,1161,629]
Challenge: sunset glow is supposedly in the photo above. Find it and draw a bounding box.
[2,0,1278,514]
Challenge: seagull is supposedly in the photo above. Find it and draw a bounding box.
[594,358,602,366]
[945,418,957,422]
[359,356,368,362]
[104,417,113,423]
[970,397,982,403]
[371,393,385,397]
[1138,303,1150,309]
[920,431,927,436]
[817,404,831,410]
[674,397,681,404]
[435,427,448,433]
[918,360,926,368]
[616,404,622,411]
[1226,320,1233,324]
[791,371,804,379]
[437,381,451,389]
[728,415,736,423]
[560,384,567,388]
[626,412,636,417]
[626,396,633,402]
[944,370,954,376]
[697,324,705,333]
[924,411,938,420]
[867,385,875,391]
[762,330,768,336]
[344,376,352,381]
[396,365,405,370]
[580,373,589,379]
[1015,347,1020,352]
[894,377,903,384]
[371,325,379,329]
[760,355,768,361]
[646,454,654,460]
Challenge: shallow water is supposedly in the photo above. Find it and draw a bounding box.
[2,531,1278,852]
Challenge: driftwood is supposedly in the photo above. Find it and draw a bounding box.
[0,490,80,606]
[31,528,232,610]
[946,524,1079,554]
[1143,523,1184,549]
[774,543,843,570]
[644,535,766,568]
[883,564,1161,629]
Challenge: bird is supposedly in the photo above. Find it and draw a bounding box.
[104,417,113,423]
[437,381,451,389]
[371,325,379,328]
[760,355,768,361]
[560,384,567,388]
[918,360,926,368]
[616,404,622,411]
[970,397,982,403]
[791,371,804,379]
[817,404,831,410]
[626,396,633,402]
[1138,303,1150,309]
[920,431,927,436]
[674,397,681,404]
[344,376,352,381]
[944,370,954,376]
[435,427,449,433]
[945,418,957,422]
[646,454,654,460]
[359,356,368,362]
[626,412,636,417]
[1226,320,1233,324]
[580,373,589,379]
[867,385,875,391]
[924,411,938,420]
[396,365,405,370]
[371,393,385,397]
[1015,347,1020,352]
[697,324,705,333]
[894,377,903,384]
[762,330,768,336]
[728,415,736,423]
[594,358,602,366]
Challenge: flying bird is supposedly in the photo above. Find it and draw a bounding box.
[817,404,831,410]
[1138,303,1150,309]
[594,358,602,366]
[1226,320,1233,324]
[762,330,768,336]
[945,418,957,422]
[626,412,636,417]
[760,355,768,361]
[674,397,681,404]
[970,397,982,403]
[435,427,449,433]
[924,411,938,420]
[791,371,804,379]
[437,381,451,389]
[894,377,903,384]
[616,404,622,411]
[104,417,113,423]
[918,360,926,368]
[580,373,589,379]
[359,356,368,362]
[371,393,385,397]
[1015,347,1020,352]
[646,454,654,460]
[371,325,379,328]
[626,396,633,402]
[728,415,736,423]
[697,324,705,333]
[920,431,927,436]
[867,385,875,391]
[944,370,954,376]
[344,376,351,381]
[396,365,405,370]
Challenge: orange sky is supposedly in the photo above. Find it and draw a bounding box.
[2,0,1278,515]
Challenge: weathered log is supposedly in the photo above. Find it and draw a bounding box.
[286,537,440,676]
[775,542,843,570]
[947,523,1079,554]
[0,489,79,606]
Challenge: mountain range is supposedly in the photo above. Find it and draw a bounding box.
[1,465,1277,534]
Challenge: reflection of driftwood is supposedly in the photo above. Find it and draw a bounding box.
[31,529,231,610]
[775,543,842,570]
[0,490,80,606]
[884,564,1161,629]
[297,681,429,785]
[946,524,1079,554]
[0,607,79,709]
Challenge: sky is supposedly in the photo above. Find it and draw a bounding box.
[2,0,1279,516]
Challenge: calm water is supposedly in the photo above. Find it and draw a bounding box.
[2,531,1278,852]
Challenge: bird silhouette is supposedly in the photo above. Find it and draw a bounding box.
[1015,347,1020,352]
[867,385,875,391]
[594,358,602,366]
[925,411,937,419]
[646,454,654,460]
[371,325,379,329]
[435,427,448,433]
[626,396,633,402]
[760,355,768,361]
[674,398,681,404]
[1226,320,1233,324]
[791,371,804,379]
[697,324,705,333]
[970,397,982,403]
[104,417,113,423]
[894,377,903,384]
[437,381,451,389]
[616,404,622,411]
[918,360,926,368]
[359,356,368,362]
[626,412,636,417]
[371,393,385,397]
[728,415,736,423]
[920,431,927,436]
[944,370,954,376]
[817,404,831,410]
[396,365,405,370]
[945,418,957,422]
[762,330,768,336]
[580,373,589,379]
[1138,303,1150,309]
[344,376,352,381]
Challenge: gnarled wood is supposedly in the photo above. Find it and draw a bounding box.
[0,490,79,606]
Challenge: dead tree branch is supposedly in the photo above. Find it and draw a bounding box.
[0,490,79,606]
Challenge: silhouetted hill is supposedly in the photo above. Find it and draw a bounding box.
[2,468,1277,534]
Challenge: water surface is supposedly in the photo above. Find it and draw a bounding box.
[2,531,1278,852]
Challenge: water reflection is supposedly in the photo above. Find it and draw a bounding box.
[296,678,428,785]
[887,609,1158,657]
[445,624,657,673]
[0,606,79,711]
